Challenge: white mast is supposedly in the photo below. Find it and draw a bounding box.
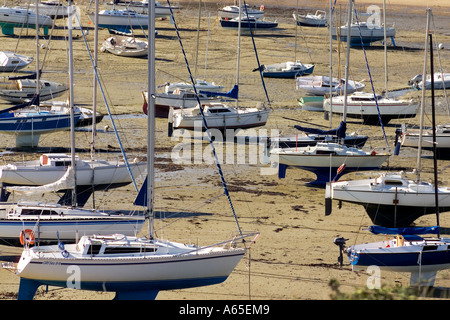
[342,0,352,123]
[235,0,241,109]
[67,0,77,206]
[147,0,156,238]
[416,9,431,182]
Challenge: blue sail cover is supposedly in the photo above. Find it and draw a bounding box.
[199,85,239,100]
[0,94,39,115]
[368,225,440,235]
[294,121,346,139]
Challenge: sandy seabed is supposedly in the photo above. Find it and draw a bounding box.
[0,0,449,303]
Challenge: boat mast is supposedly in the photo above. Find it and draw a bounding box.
[147,0,156,239]
[67,0,77,206]
[34,1,40,100]
[91,0,99,158]
[342,0,352,123]
[328,0,333,128]
[416,9,431,182]
[429,24,440,236]
[235,0,242,109]
[383,0,388,99]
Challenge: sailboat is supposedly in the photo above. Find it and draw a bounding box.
[0,51,33,72]
[323,92,419,125]
[325,9,450,227]
[0,76,68,103]
[18,1,70,19]
[324,3,419,125]
[293,10,327,27]
[409,72,450,90]
[337,10,450,288]
[400,124,450,159]
[269,121,369,149]
[143,87,229,118]
[3,0,258,300]
[271,142,388,186]
[296,75,365,97]
[105,0,179,17]
[101,35,148,57]
[218,3,264,20]
[87,8,149,34]
[0,5,53,35]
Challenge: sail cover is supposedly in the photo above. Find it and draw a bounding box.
[368,225,440,236]
[6,166,75,195]
[294,121,346,139]
[199,85,238,100]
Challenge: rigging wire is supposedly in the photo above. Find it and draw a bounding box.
[351,1,389,150]
[165,0,243,237]
[242,0,270,105]
[72,10,139,193]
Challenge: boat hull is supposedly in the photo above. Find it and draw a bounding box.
[262,65,314,78]
[328,182,450,227]
[349,241,450,274]
[0,113,79,134]
[16,247,245,299]
[402,133,450,160]
[219,19,278,31]
[0,217,145,242]
[276,152,388,186]
[323,97,419,125]
[270,135,368,149]
[0,161,147,187]
[173,109,270,130]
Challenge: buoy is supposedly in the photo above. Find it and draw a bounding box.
[337,164,346,175]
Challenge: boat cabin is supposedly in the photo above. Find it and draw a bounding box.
[40,154,78,167]
[80,235,159,257]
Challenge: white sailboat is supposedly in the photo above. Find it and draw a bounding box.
[101,35,148,57]
[105,0,179,17]
[171,102,270,131]
[0,77,68,103]
[293,10,327,27]
[0,6,53,35]
[271,142,389,186]
[409,72,450,90]
[218,4,264,20]
[323,92,419,125]
[296,75,365,97]
[325,172,450,227]
[401,124,450,159]
[4,0,258,300]
[324,3,418,125]
[18,1,70,19]
[0,51,33,72]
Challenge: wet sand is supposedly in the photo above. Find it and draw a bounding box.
[0,0,449,300]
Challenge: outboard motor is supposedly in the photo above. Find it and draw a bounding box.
[333,237,348,268]
[394,128,403,156]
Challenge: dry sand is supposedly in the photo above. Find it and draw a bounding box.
[0,0,449,302]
